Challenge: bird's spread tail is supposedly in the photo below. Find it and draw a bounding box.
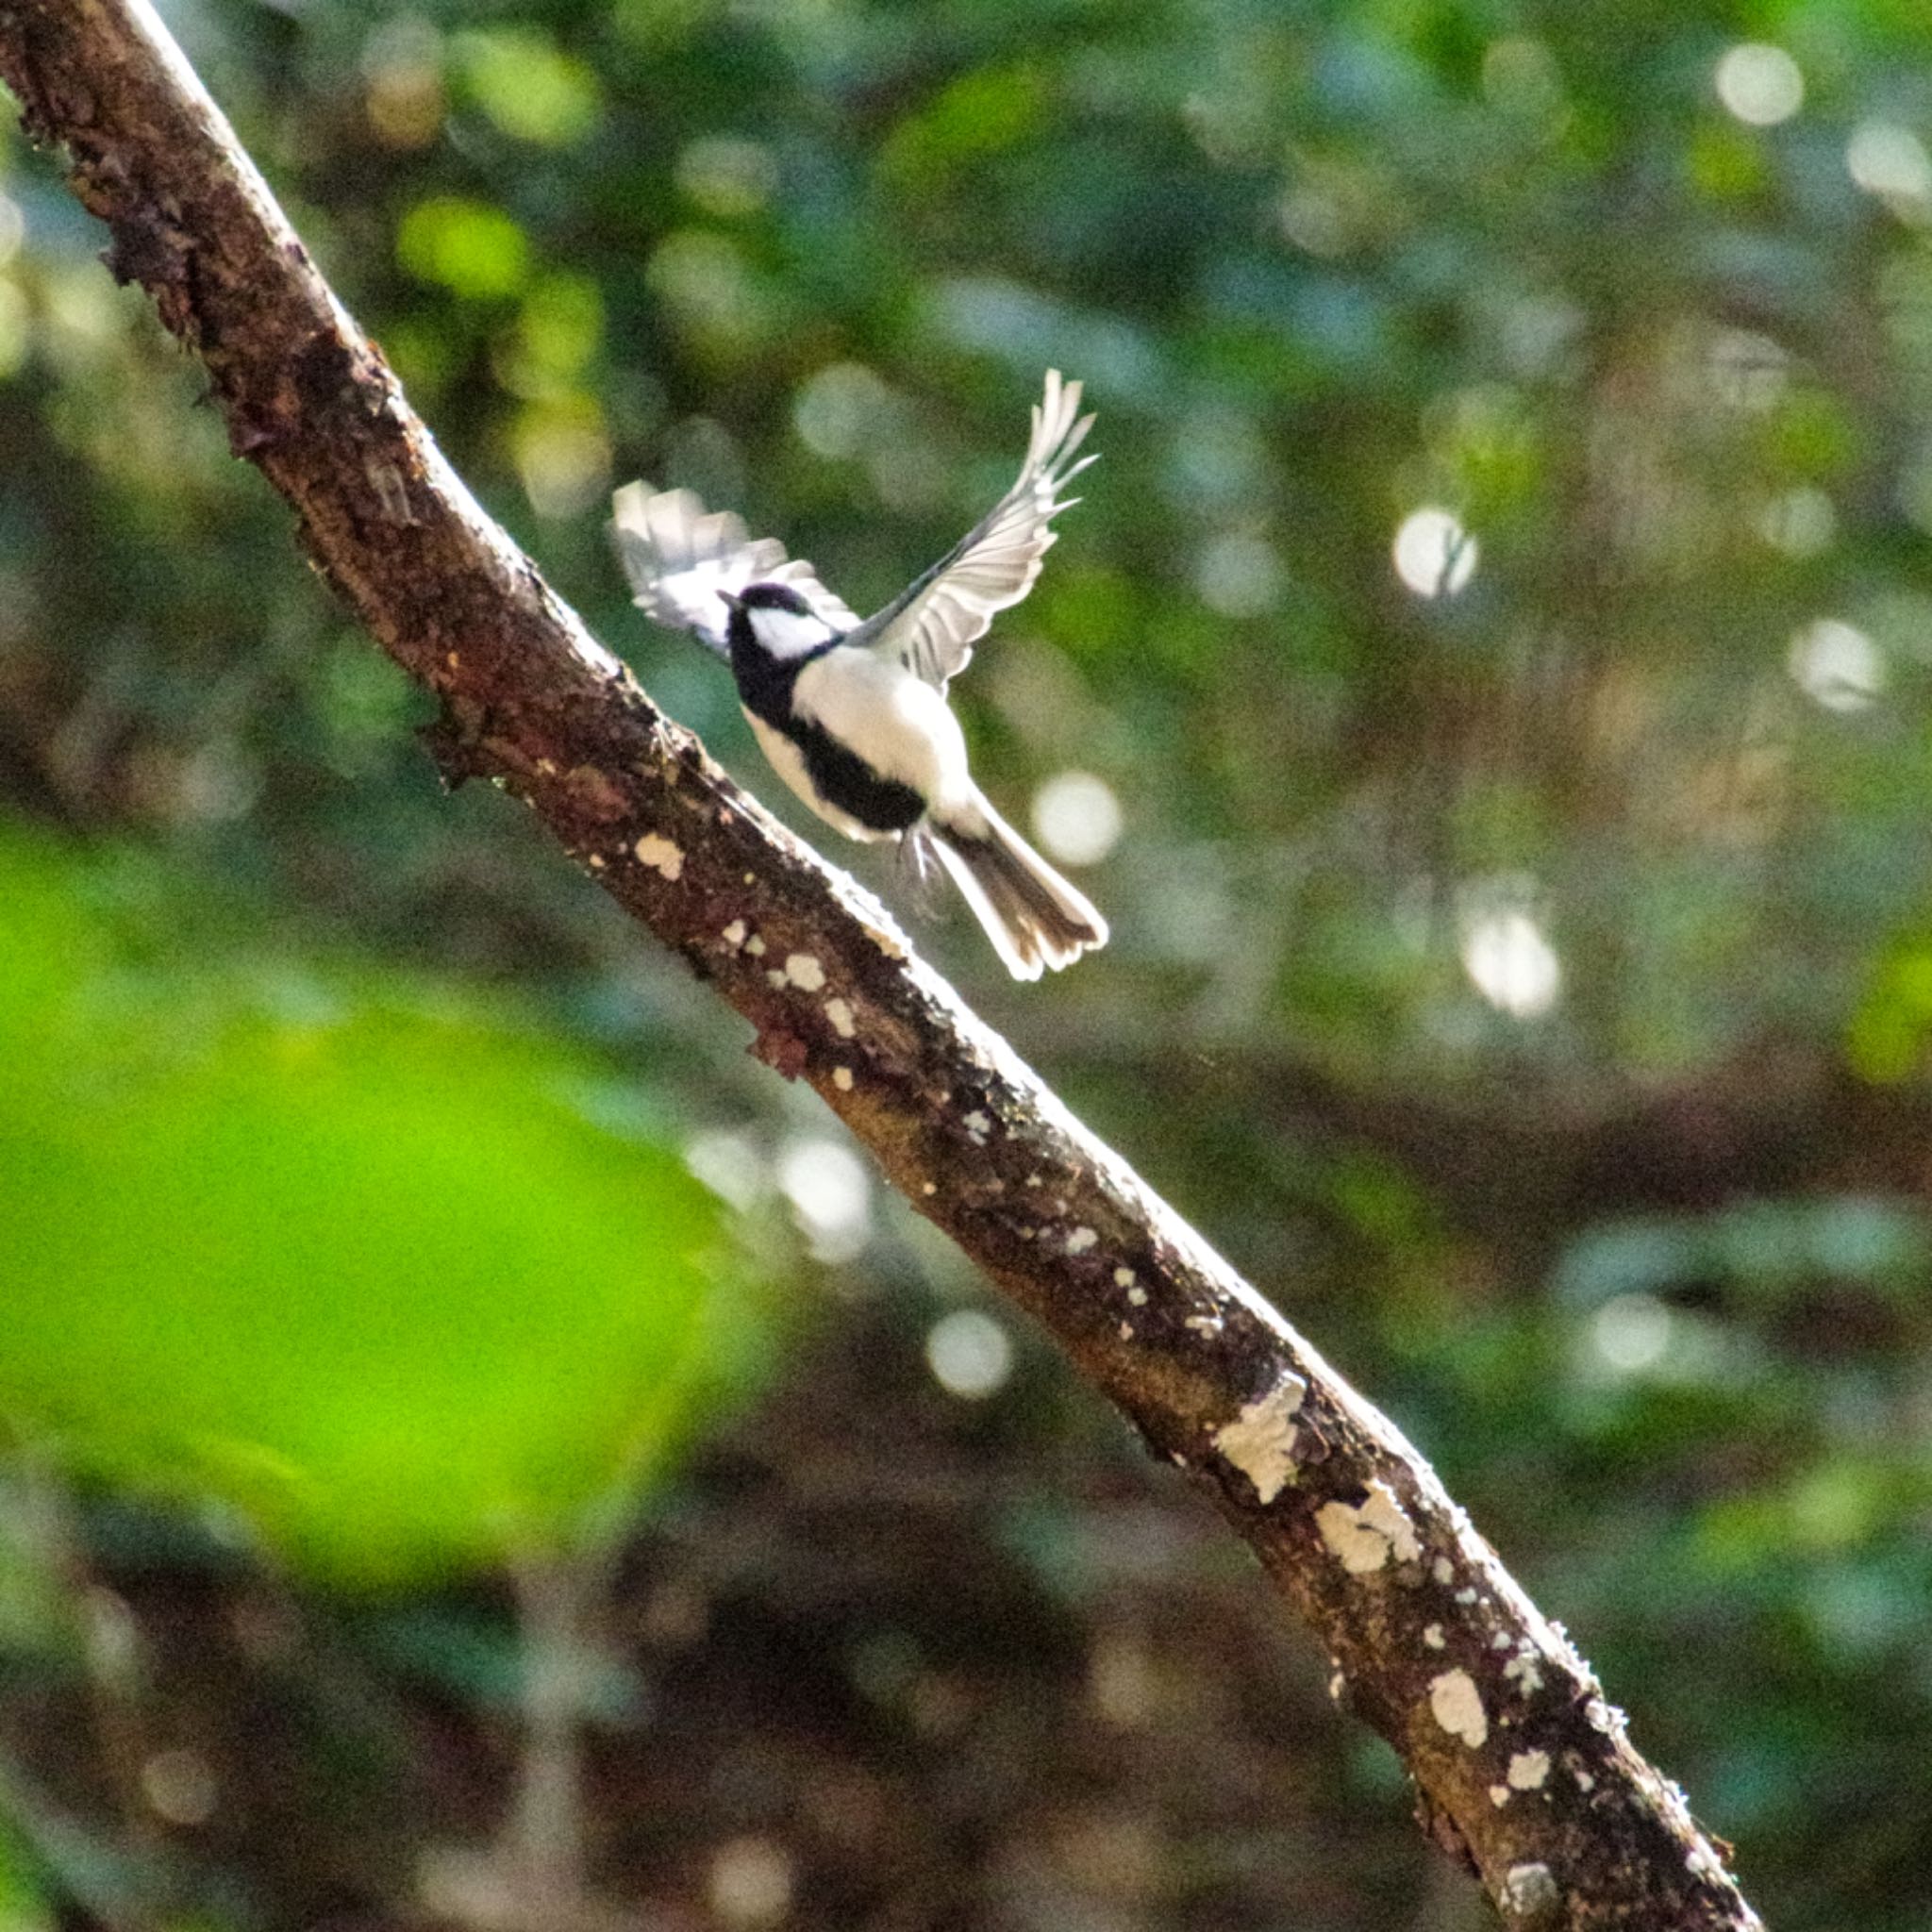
[924,796,1108,980]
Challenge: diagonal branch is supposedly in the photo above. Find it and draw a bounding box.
[0,3,1758,1924]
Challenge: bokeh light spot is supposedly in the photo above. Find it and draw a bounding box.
[1591,1293,1673,1374]
[685,1129,765,1212]
[142,1748,218,1826]
[1789,618,1884,713]
[513,408,611,520]
[708,1837,794,1929]
[396,196,528,299]
[1195,532,1285,616]
[1460,906,1560,1018]
[1757,488,1836,558]
[793,362,893,460]
[776,1137,872,1262]
[1392,508,1477,598]
[1031,771,1123,867]
[1715,43,1803,127]
[925,1309,1013,1401]
[1847,122,1932,221]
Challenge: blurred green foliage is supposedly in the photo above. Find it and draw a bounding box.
[3,0,1932,1924]
[0,828,768,1583]
[0,1817,52,1932]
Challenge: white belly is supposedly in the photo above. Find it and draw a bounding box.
[791,648,971,809]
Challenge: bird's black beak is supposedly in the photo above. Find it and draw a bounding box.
[718,589,743,613]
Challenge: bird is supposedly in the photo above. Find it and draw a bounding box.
[611,369,1108,980]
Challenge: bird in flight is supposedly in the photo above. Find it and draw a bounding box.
[612,370,1108,979]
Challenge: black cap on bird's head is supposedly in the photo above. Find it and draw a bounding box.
[720,579,837,668]
[719,581,815,617]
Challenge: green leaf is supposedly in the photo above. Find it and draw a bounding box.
[0,833,766,1586]
[0,1812,55,1932]
[880,65,1048,188]
[453,30,602,148]
[396,196,529,301]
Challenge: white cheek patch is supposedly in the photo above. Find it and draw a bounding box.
[748,605,836,659]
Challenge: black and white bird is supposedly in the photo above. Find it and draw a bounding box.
[611,370,1108,979]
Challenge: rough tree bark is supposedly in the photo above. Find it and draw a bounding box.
[0,3,1760,1926]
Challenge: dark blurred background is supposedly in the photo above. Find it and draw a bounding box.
[4,0,1932,1925]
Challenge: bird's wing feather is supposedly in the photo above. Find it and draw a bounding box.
[848,370,1096,690]
[611,482,860,656]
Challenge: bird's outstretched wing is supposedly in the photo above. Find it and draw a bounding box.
[610,482,860,656]
[849,369,1096,691]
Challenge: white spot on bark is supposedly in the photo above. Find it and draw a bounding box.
[721,920,747,949]
[1362,1481,1420,1560]
[744,935,766,957]
[1317,1503,1386,1574]
[1432,1557,1455,1585]
[1316,1481,1421,1574]
[1428,1669,1488,1748]
[1113,1265,1136,1288]
[1507,1749,1551,1790]
[587,853,606,869]
[824,996,856,1038]
[1126,1286,1147,1307]
[1185,1314,1223,1334]
[1490,1785,1511,1807]
[1502,1864,1559,1918]
[1210,1374,1307,1505]
[832,1066,854,1091]
[1118,1321,1133,1340]
[962,1110,992,1145]
[1424,1624,1445,1650]
[1505,1651,1544,1695]
[766,970,788,989]
[1492,1630,1515,1649]
[633,833,684,880]
[1066,1225,1099,1254]
[1456,1587,1479,1604]
[785,952,825,991]
[1575,1770,1595,1792]
[922,1181,937,1195]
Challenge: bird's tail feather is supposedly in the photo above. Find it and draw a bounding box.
[923,796,1108,980]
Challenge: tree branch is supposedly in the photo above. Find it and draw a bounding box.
[0,4,1759,1924]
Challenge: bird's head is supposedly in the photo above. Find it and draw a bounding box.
[721,581,837,662]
